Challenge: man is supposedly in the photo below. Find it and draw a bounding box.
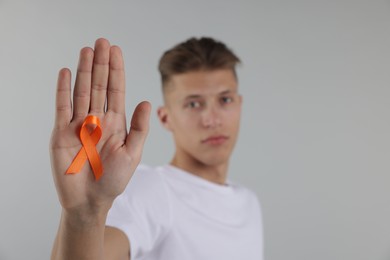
[50,37,263,260]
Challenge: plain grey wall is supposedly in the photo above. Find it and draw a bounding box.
[0,1,389,259]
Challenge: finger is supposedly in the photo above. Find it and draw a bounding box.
[90,38,110,115]
[72,47,94,120]
[54,68,72,129]
[107,46,125,115]
[125,101,151,159]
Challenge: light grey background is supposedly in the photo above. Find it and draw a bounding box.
[0,0,389,259]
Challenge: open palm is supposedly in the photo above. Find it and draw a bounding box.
[50,39,150,212]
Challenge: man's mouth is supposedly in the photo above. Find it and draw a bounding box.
[201,135,229,145]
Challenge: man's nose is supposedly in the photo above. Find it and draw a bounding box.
[201,105,222,128]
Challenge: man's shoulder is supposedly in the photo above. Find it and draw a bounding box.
[131,164,164,181]
[228,179,258,196]
[123,164,167,196]
[134,163,158,175]
[107,164,172,231]
[228,180,262,207]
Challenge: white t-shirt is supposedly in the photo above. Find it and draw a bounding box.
[106,164,264,260]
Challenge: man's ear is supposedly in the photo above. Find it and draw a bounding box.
[157,106,172,131]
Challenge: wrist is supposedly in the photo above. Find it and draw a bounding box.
[62,203,111,228]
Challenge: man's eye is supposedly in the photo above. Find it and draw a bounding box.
[221,97,233,104]
[188,101,201,108]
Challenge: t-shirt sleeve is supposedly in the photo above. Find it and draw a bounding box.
[106,165,172,259]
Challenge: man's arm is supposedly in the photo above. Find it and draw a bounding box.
[104,227,130,260]
[50,38,149,260]
[51,211,130,260]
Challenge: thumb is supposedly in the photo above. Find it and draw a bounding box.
[125,101,151,160]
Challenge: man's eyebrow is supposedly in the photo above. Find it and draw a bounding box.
[183,90,237,100]
[219,89,237,95]
[184,94,203,100]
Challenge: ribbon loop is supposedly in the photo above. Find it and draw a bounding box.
[66,115,103,180]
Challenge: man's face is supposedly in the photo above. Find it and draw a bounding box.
[158,69,242,167]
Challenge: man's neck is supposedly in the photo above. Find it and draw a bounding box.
[170,155,229,186]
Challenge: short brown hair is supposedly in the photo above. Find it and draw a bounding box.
[158,37,241,88]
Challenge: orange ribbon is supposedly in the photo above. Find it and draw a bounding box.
[66,115,103,180]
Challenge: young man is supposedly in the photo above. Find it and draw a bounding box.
[50,37,263,260]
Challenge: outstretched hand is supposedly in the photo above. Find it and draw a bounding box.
[50,38,151,213]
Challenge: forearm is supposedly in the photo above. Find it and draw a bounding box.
[51,207,109,260]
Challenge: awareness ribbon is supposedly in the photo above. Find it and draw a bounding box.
[66,115,103,180]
